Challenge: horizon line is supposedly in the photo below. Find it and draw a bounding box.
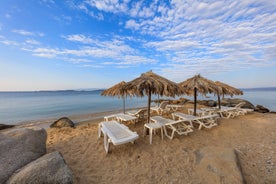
[1,86,276,93]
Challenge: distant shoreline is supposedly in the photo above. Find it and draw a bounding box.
[15,106,145,129]
[1,86,276,93]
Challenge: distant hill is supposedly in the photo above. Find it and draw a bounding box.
[241,87,276,91]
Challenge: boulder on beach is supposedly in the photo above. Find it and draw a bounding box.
[194,146,244,184]
[198,100,217,107]
[0,124,15,130]
[7,151,73,184]
[0,126,47,183]
[221,98,255,109]
[255,105,270,113]
[50,117,75,128]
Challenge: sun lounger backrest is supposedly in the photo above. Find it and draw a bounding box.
[160,101,169,108]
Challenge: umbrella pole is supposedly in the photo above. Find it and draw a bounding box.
[218,93,221,109]
[194,88,197,116]
[147,89,151,124]
[123,95,125,114]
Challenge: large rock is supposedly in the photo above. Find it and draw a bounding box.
[221,98,254,109]
[0,124,15,130]
[7,151,73,184]
[0,127,47,183]
[194,146,244,184]
[50,117,75,128]
[207,100,217,107]
[255,105,270,113]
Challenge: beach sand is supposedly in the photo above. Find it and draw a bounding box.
[46,105,276,184]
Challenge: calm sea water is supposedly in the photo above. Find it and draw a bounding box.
[0,88,275,125]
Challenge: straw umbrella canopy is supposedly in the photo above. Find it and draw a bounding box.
[101,81,130,114]
[215,81,243,109]
[179,74,218,116]
[124,71,184,123]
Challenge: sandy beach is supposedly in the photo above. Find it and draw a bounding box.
[46,104,276,184]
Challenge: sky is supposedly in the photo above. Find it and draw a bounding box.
[0,0,275,91]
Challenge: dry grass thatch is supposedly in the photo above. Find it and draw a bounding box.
[178,74,218,95]
[101,81,130,98]
[215,81,243,109]
[101,81,130,113]
[178,74,218,116]
[123,71,184,123]
[215,81,243,96]
[123,71,184,97]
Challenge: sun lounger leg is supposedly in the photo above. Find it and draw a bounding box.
[149,128,153,144]
[163,126,169,138]
[103,132,110,153]
[193,120,203,130]
[165,125,175,140]
[189,120,193,128]
[98,124,102,138]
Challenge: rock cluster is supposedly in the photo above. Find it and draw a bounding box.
[0,126,73,184]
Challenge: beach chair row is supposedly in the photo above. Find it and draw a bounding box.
[98,103,253,153]
[98,110,219,153]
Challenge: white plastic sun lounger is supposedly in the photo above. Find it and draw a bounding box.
[172,112,219,130]
[126,108,147,118]
[166,104,185,111]
[104,113,138,124]
[150,101,169,115]
[218,102,249,118]
[218,106,241,118]
[150,116,193,139]
[188,108,214,116]
[98,121,139,153]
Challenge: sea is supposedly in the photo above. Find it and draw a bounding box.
[0,88,275,125]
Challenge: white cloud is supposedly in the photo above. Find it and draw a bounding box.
[122,0,276,77]
[89,11,104,20]
[12,29,35,36]
[85,0,129,14]
[125,19,140,30]
[25,39,40,45]
[62,34,93,44]
[5,13,11,18]
[0,40,19,46]
[12,29,45,37]
[32,48,60,58]
[146,40,199,51]
[53,15,72,24]
[22,35,156,68]
[40,0,55,4]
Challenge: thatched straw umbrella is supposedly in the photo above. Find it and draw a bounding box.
[124,71,184,123]
[215,81,243,109]
[179,74,218,116]
[101,81,129,114]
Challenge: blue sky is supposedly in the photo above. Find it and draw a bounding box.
[0,0,275,91]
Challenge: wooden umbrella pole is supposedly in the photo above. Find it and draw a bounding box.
[218,93,221,109]
[194,88,197,116]
[123,95,125,114]
[147,88,151,124]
